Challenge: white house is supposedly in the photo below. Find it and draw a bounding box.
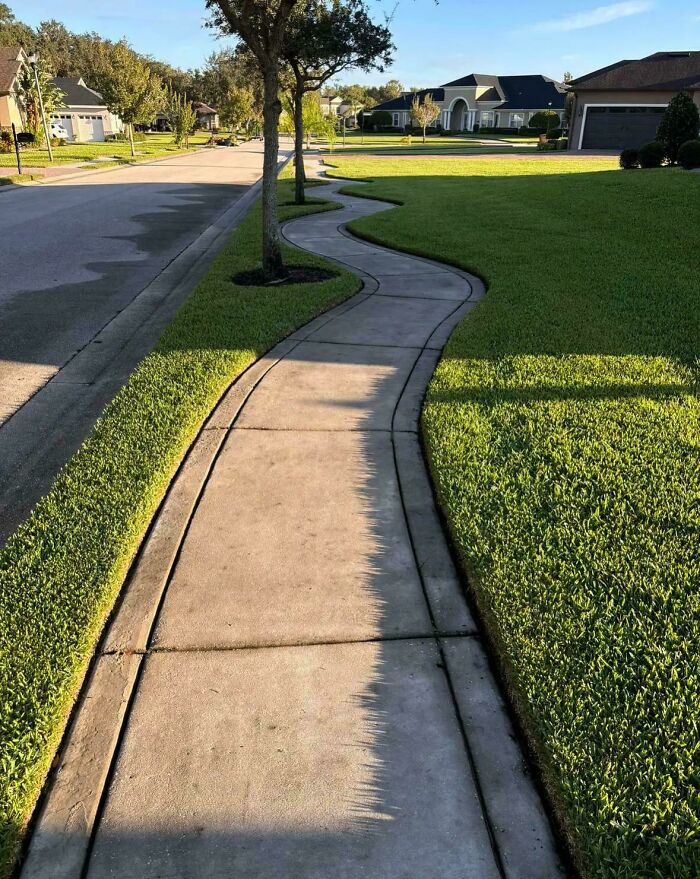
[49,77,123,142]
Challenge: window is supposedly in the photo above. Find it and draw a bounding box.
[480,110,494,127]
[510,112,525,127]
[392,112,400,128]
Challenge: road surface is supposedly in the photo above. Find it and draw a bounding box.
[0,140,276,543]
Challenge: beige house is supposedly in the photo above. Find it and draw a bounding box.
[372,74,567,132]
[0,46,27,131]
[569,52,700,150]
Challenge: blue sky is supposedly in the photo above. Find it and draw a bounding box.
[15,0,700,84]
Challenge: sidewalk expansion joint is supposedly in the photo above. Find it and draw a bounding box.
[101,631,479,657]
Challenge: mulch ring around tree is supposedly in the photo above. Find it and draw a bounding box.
[233,265,339,287]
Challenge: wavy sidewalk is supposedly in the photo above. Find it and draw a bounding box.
[22,167,564,879]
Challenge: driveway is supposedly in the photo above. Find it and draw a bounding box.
[0,141,277,544]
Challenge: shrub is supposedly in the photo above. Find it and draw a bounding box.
[619,148,640,169]
[638,140,666,168]
[657,91,700,163]
[472,122,480,133]
[677,139,700,169]
[0,130,12,154]
[546,128,562,141]
[370,110,392,129]
[518,125,531,135]
[536,140,557,151]
[528,110,560,133]
[555,137,568,150]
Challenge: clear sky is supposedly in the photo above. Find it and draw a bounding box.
[16,0,700,84]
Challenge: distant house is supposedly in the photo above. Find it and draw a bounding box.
[49,77,123,141]
[194,102,219,131]
[371,74,567,131]
[320,94,355,125]
[569,51,700,150]
[0,46,26,131]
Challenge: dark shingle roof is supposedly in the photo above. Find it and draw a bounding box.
[476,86,501,102]
[0,46,24,94]
[496,75,567,110]
[372,88,445,112]
[50,77,105,107]
[570,52,700,91]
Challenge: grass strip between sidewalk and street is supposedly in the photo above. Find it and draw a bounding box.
[0,174,359,878]
[325,156,700,879]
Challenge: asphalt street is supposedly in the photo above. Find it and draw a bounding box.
[0,140,274,543]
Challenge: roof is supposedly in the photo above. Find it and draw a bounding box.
[570,52,700,91]
[372,89,446,112]
[51,77,105,107]
[495,75,567,110]
[0,46,25,95]
[194,102,217,115]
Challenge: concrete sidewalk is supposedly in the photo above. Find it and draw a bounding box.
[23,166,564,879]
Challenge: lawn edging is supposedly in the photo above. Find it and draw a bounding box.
[0,177,360,878]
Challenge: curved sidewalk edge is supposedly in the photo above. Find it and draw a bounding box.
[21,164,565,879]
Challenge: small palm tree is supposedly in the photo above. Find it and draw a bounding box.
[18,62,65,146]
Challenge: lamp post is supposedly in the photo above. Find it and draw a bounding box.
[27,53,53,162]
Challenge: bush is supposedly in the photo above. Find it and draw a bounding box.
[678,139,700,169]
[518,125,531,135]
[555,137,568,150]
[639,140,666,168]
[370,110,392,129]
[546,128,562,141]
[472,122,480,133]
[619,148,640,169]
[0,130,12,154]
[528,110,560,133]
[657,91,700,163]
[536,140,557,151]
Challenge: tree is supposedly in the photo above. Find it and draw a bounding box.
[657,91,700,164]
[206,0,301,282]
[339,82,370,145]
[410,92,440,142]
[17,61,65,146]
[219,85,259,134]
[283,0,393,203]
[369,108,391,130]
[98,41,165,156]
[165,88,197,147]
[528,109,559,134]
[0,3,35,48]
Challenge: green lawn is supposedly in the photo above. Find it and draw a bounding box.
[0,177,359,878]
[326,156,700,878]
[0,132,212,169]
[316,130,537,156]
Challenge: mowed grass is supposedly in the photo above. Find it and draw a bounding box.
[0,178,359,877]
[0,131,213,169]
[327,156,700,878]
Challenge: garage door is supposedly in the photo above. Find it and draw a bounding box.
[51,114,74,140]
[78,115,105,142]
[582,106,666,149]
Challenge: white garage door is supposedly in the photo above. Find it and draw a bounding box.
[51,114,74,139]
[78,115,105,142]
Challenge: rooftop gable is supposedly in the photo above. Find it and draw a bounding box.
[0,45,26,95]
[51,76,106,107]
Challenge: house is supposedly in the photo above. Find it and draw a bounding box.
[194,102,219,131]
[49,77,123,141]
[569,52,700,150]
[320,94,355,125]
[0,46,26,131]
[371,74,567,132]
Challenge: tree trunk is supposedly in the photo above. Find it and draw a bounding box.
[293,85,306,206]
[261,63,284,282]
[423,125,426,144]
[128,123,135,158]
